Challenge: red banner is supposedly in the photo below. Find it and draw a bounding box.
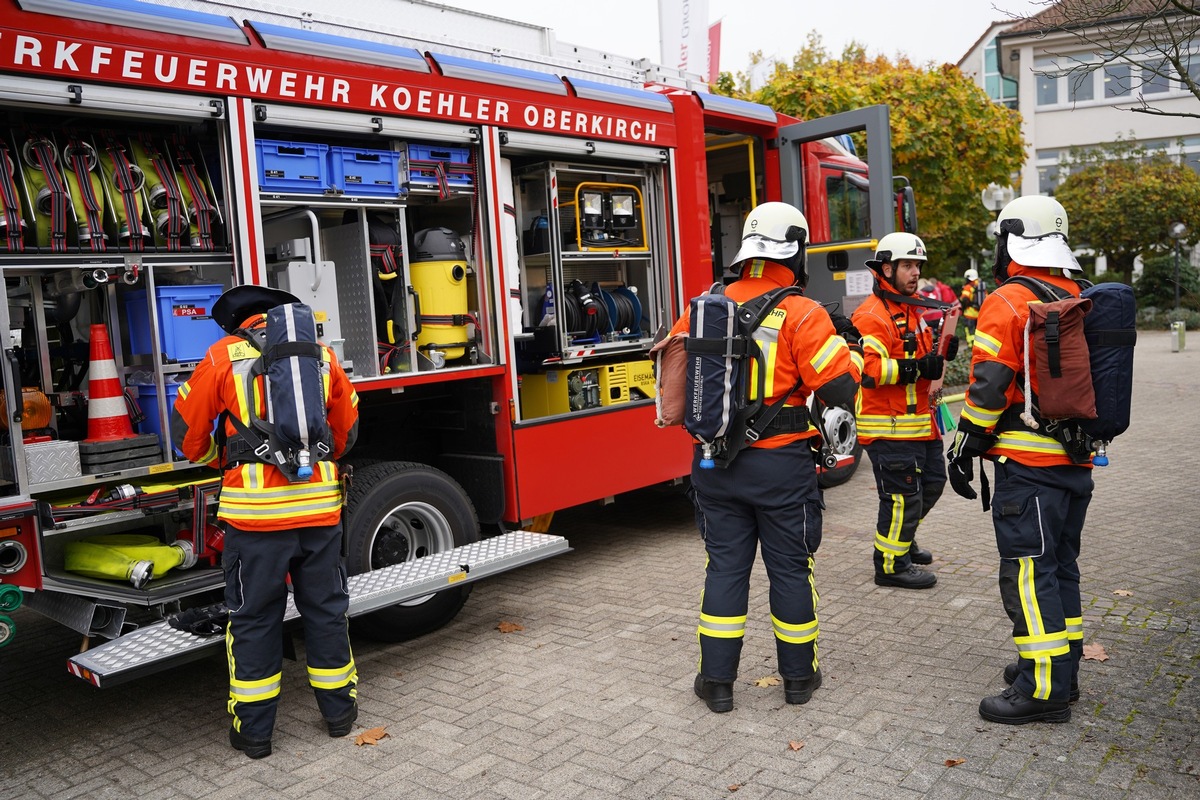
[708,21,721,84]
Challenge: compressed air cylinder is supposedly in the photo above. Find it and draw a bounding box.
[64,534,196,589]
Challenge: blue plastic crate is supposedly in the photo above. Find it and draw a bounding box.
[406,143,470,165]
[125,284,225,363]
[328,146,401,196]
[132,382,180,440]
[255,139,329,194]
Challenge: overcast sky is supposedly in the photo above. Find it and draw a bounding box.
[430,0,1048,74]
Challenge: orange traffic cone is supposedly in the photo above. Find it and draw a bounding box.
[84,323,135,442]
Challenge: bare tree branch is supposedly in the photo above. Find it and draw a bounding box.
[1008,0,1200,117]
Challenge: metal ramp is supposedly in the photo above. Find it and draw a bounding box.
[67,531,570,687]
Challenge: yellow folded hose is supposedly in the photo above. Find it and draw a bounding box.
[64,534,196,589]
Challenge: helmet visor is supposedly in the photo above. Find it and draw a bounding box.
[1004,232,1080,272]
[731,234,800,266]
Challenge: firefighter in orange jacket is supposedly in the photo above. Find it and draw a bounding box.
[947,195,1091,725]
[960,268,984,347]
[672,202,861,713]
[852,232,953,590]
[171,285,361,758]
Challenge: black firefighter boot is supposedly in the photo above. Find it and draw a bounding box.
[694,674,733,713]
[1003,661,1080,702]
[979,686,1071,725]
[908,539,933,565]
[874,564,937,589]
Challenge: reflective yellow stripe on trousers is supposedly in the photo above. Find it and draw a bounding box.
[1013,556,1070,700]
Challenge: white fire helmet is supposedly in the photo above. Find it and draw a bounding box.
[865,232,927,271]
[964,268,979,282]
[994,195,1079,272]
[730,202,809,278]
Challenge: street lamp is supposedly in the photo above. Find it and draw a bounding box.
[1169,221,1187,312]
[981,184,1015,262]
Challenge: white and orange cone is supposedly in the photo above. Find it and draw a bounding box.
[84,323,135,442]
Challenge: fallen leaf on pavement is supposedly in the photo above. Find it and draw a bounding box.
[788,740,806,751]
[1083,643,1109,662]
[945,758,966,767]
[497,621,524,633]
[1113,589,1133,597]
[753,676,781,687]
[355,726,389,746]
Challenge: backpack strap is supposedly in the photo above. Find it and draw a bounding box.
[1004,274,1070,303]
[736,286,806,444]
[874,287,951,310]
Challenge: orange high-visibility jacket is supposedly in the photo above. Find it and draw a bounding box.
[960,280,983,320]
[171,313,361,530]
[667,260,860,450]
[960,264,1091,469]
[851,278,938,444]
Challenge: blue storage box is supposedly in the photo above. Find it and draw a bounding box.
[133,382,180,440]
[405,143,474,192]
[329,146,401,196]
[406,143,471,165]
[255,139,329,193]
[125,284,225,363]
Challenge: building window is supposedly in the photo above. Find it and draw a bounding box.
[1143,59,1170,94]
[984,37,1019,106]
[1036,149,1061,195]
[1036,57,1059,105]
[1068,70,1095,102]
[1105,64,1132,97]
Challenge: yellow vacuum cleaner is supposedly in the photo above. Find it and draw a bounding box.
[409,227,472,365]
[64,534,196,589]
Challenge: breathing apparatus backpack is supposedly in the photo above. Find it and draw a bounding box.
[683,284,810,469]
[1004,276,1136,465]
[224,303,333,482]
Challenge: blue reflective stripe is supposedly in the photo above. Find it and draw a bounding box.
[430,52,567,95]
[250,21,429,73]
[693,92,777,123]
[568,77,673,112]
[23,0,248,44]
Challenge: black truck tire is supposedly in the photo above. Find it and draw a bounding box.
[343,461,480,642]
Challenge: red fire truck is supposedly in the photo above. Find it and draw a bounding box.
[0,0,914,684]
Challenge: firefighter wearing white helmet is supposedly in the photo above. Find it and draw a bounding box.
[959,267,986,347]
[665,201,860,713]
[852,230,954,589]
[948,194,1092,725]
[730,201,810,286]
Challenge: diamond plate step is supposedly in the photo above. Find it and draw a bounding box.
[67,530,570,687]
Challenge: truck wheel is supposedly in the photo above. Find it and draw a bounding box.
[343,461,480,642]
[814,399,862,489]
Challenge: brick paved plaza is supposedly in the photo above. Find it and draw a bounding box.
[1,331,1196,799]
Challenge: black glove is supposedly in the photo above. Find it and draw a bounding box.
[946,422,996,500]
[896,358,918,384]
[829,311,861,345]
[917,354,944,381]
[168,603,228,637]
[946,335,960,362]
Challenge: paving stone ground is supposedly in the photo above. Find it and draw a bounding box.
[1,331,1196,799]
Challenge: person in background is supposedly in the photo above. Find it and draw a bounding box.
[959,268,986,347]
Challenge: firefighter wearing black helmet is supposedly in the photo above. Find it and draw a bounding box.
[171,284,361,757]
[665,202,861,713]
